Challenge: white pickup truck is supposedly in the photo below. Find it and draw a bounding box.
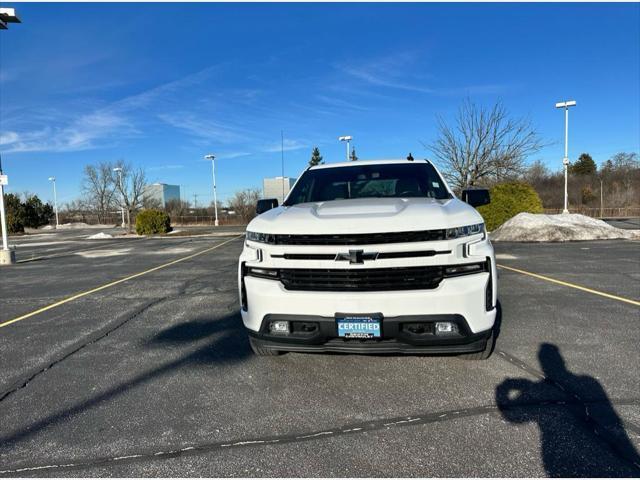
[238,158,497,359]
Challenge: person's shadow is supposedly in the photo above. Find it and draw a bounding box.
[496,343,640,477]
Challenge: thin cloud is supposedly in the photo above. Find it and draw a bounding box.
[157,112,247,144]
[0,132,19,145]
[263,138,308,153]
[0,66,221,154]
[147,164,185,172]
[338,51,436,94]
[338,52,508,96]
[314,95,371,112]
[0,111,135,153]
[342,65,435,94]
[216,151,252,160]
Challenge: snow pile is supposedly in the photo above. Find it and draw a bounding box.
[86,232,113,240]
[58,223,115,229]
[41,225,54,230]
[76,248,131,258]
[490,213,640,242]
[58,222,90,228]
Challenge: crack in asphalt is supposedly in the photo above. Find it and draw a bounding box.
[1,397,638,475]
[0,247,238,404]
[495,349,640,472]
[0,297,167,403]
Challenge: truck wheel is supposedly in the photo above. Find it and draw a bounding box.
[460,329,495,360]
[249,337,281,356]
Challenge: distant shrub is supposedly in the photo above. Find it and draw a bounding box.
[3,192,52,232]
[7,211,24,234]
[135,209,171,235]
[477,182,543,231]
[4,193,25,233]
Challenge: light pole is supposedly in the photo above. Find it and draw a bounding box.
[113,167,126,228]
[0,155,13,265]
[338,135,352,162]
[600,177,604,219]
[0,7,21,266]
[555,100,577,214]
[204,154,219,226]
[48,177,59,228]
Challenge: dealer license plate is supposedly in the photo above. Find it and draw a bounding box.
[336,314,382,339]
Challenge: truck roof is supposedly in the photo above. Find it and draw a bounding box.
[308,159,430,170]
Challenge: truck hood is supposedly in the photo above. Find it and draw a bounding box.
[247,197,484,235]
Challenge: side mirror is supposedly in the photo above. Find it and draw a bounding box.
[256,198,279,215]
[461,188,490,208]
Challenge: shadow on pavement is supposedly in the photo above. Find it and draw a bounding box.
[0,312,250,448]
[496,343,640,476]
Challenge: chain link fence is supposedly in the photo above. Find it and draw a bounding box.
[57,213,246,226]
[543,207,640,218]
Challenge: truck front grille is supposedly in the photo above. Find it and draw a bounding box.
[272,229,446,246]
[279,266,445,292]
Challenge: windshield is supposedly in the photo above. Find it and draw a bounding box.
[283,163,451,206]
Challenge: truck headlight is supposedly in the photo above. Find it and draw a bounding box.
[446,223,484,239]
[246,231,277,244]
[246,267,280,280]
[444,261,489,277]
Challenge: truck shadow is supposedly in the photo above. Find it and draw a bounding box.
[0,312,251,448]
[496,343,640,476]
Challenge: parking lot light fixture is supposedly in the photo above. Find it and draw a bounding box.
[0,8,21,29]
[48,177,60,228]
[204,154,219,227]
[555,100,577,214]
[338,135,352,162]
[113,167,125,228]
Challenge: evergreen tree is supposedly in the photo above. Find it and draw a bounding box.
[22,194,53,228]
[350,147,358,161]
[569,153,597,175]
[4,193,24,233]
[309,147,323,167]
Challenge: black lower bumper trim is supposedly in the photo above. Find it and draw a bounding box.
[248,313,493,354]
[247,333,490,354]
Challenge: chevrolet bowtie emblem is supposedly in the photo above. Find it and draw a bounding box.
[335,250,378,264]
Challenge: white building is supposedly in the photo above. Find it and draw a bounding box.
[144,183,181,207]
[263,177,296,204]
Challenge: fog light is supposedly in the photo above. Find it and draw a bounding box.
[269,321,290,334]
[435,322,458,335]
[404,323,428,335]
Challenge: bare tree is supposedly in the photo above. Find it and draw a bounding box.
[164,199,190,218]
[82,162,117,223]
[112,160,147,232]
[228,188,261,224]
[428,99,544,190]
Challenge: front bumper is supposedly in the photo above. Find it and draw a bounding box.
[247,313,493,354]
[241,272,496,332]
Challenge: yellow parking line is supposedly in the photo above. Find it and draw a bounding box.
[0,235,243,330]
[497,263,640,307]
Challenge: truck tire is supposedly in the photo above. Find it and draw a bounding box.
[249,337,281,356]
[460,329,495,360]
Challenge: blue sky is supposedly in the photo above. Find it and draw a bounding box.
[1,2,639,206]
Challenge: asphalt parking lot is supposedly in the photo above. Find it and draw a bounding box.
[0,230,639,477]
